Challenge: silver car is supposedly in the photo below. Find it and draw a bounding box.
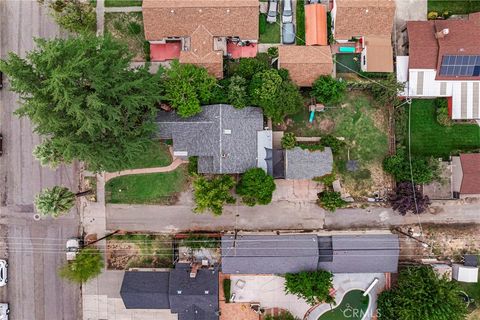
[0,303,9,320]
[282,22,296,44]
[282,0,293,23]
[0,260,7,287]
[267,0,278,23]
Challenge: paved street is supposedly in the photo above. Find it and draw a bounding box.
[107,200,480,233]
[0,1,81,319]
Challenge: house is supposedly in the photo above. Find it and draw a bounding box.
[305,4,328,46]
[156,104,267,174]
[278,46,333,87]
[221,234,400,274]
[120,263,219,319]
[452,153,480,198]
[400,16,480,119]
[330,0,395,73]
[142,0,259,78]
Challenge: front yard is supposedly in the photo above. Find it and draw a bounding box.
[282,92,390,197]
[104,12,149,61]
[105,165,188,204]
[408,100,480,159]
[107,233,173,269]
[259,13,280,43]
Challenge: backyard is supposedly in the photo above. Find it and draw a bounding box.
[104,12,149,61]
[408,100,480,159]
[428,0,480,14]
[282,92,390,197]
[107,233,173,269]
[259,13,280,43]
[105,166,188,204]
[318,290,369,320]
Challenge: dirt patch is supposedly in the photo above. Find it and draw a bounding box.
[107,234,173,269]
[317,119,335,133]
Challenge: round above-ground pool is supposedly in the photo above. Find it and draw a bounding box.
[317,290,370,320]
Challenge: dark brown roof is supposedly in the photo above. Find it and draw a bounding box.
[334,0,395,39]
[460,153,480,194]
[407,17,480,80]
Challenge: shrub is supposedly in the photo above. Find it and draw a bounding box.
[284,271,334,306]
[277,68,290,81]
[281,132,297,149]
[320,135,346,153]
[314,173,336,187]
[193,175,236,215]
[59,248,104,283]
[435,98,452,126]
[223,279,231,303]
[383,152,440,184]
[298,143,325,151]
[427,11,439,20]
[236,168,276,206]
[267,46,278,58]
[389,182,431,215]
[127,21,142,35]
[317,191,346,212]
[188,156,198,176]
[312,75,346,105]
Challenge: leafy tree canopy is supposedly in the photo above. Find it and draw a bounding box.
[59,247,104,283]
[193,175,236,215]
[281,132,297,150]
[389,182,430,215]
[377,266,467,320]
[49,0,96,34]
[236,168,276,206]
[227,75,248,109]
[317,190,347,212]
[312,75,346,105]
[232,54,270,80]
[284,270,334,306]
[383,152,440,184]
[34,186,76,218]
[163,61,217,118]
[0,35,162,172]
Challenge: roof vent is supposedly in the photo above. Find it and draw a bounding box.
[177,290,182,294]
[204,290,210,295]
[435,28,449,39]
[224,129,232,134]
[170,9,175,14]
[226,9,230,13]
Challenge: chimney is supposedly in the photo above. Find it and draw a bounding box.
[435,28,450,39]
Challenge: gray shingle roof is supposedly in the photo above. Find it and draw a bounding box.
[156,104,264,174]
[318,234,400,273]
[221,234,319,274]
[120,271,170,309]
[169,263,219,320]
[285,147,333,179]
[221,234,400,275]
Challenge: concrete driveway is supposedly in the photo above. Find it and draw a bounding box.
[83,270,177,320]
[272,180,322,202]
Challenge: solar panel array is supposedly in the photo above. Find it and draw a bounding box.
[440,55,480,77]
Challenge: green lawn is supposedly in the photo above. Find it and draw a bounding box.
[410,100,480,159]
[296,0,305,45]
[259,13,280,43]
[105,0,142,7]
[104,12,149,61]
[428,0,480,14]
[318,290,369,320]
[123,141,172,170]
[105,166,187,204]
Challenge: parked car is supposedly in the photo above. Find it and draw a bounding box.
[267,0,278,23]
[0,303,8,320]
[282,22,296,44]
[309,0,320,3]
[66,238,82,261]
[0,260,7,287]
[282,0,293,23]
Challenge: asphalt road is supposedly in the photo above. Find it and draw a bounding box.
[0,1,81,319]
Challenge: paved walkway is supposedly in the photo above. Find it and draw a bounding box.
[104,158,188,182]
[104,6,142,13]
[96,0,105,36]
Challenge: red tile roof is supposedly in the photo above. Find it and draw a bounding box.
[305,4,327,46]
[460,153,480,194]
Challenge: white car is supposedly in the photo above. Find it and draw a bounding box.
[0,303,8,320]
[282,0,293,23]
[0,260,7,287]
[267,0,278,23]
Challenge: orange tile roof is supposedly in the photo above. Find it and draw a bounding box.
[142,0,259,40]
[278,45,333,87]
[334,0,395,39]
[305,4,327,46]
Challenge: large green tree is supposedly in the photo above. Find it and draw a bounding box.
[163,61,216,118]
[0,35,162,172]
[193,175,236,215]
[312,75,346,105]
[284,270,334,306]
[59,247,104,283]
[236,168,276,206]
[227,75,248,109]
[377,266,467,320]
[49,0,96,34]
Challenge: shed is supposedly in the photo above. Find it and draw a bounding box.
[453,264,479,283]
